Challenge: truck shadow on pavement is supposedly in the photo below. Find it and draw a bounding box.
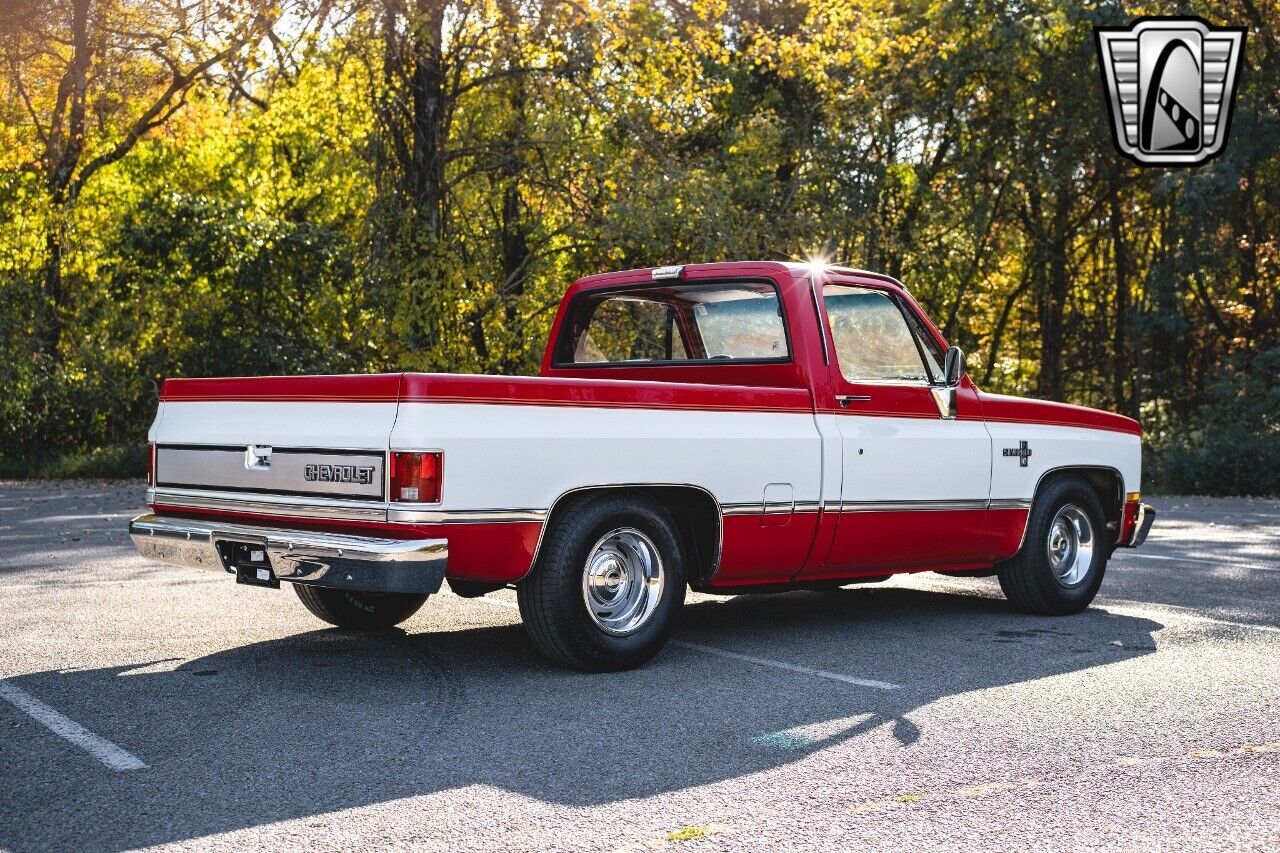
[0,587,1162,851]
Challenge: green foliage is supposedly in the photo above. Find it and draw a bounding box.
[1,0,1279,491]
[0,444,147,481]
[1151,349,1280,496]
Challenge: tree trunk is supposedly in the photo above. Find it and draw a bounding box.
[498,45,530,374]
[407,1,447,240]
[1037,184,1070,402]
[37,227,65,359]
[35,0,92,361]
[1108,179,1136,417]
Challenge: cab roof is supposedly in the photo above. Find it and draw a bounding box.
[569,260,908,295]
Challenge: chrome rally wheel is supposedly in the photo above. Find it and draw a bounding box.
[581,527,665,636]
[1046,504,1096,587]
[997,476,1109,615]
[518,494,687,671]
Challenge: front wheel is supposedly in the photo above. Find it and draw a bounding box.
[293,585,428,630]
[517,494,686,671]
[998,476,1109,615]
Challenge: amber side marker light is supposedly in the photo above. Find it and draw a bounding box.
[1126,492,1141,502]
[390,451,443,503]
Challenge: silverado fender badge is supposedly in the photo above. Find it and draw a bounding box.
[1003,441,1033,468]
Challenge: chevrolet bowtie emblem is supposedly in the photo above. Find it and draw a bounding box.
[1095,17,1246,167]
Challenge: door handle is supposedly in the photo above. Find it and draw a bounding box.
[835,395,871,407]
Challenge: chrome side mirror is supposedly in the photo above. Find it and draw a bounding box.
[931,346,964,419]
[943,346,965,387]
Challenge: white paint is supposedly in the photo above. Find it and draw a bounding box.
[473,596,902,688]
[1098,604,1280,635]
[0,680,148,771]
[391,401,823,511]
[752,713,877,750]
[153,400,399,452]
[909,576,1280,635]
[985,420,1141,504]
[1115,551,1277,570]
[671,641,901,690]
[831,412,993,503]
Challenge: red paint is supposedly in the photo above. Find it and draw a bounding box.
[397,373,813,413]
[805,507,1029,578]
[160,370,813,414]
[713,512,823,585]
[161,373,402,402]
[975,391,1141,436]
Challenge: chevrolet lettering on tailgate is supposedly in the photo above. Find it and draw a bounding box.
[304,463,377,485]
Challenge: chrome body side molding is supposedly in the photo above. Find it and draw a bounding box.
[148,488,388,522]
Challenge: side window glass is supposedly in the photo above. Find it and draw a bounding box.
[900,303,944,381]
[822,285,930,382]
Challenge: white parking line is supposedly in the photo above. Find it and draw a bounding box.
[912,577,1280,635]
[1098,604,1280,634]
[474,595,901,690]
[0,680,148,771]
[1114,552,1278,570]
[671,641,901,690]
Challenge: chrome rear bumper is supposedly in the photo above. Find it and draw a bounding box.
[1124,503,1156,548]
[128,514,447,594]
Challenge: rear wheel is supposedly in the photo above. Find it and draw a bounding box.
[998,476,1109,615]
[517,494,686,671]
[293,585,428,630]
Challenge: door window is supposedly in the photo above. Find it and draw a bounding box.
[823,285,936,382]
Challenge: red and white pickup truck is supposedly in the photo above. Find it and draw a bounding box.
[131,261,1155,670]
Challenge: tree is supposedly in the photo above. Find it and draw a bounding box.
[0,0,286,359]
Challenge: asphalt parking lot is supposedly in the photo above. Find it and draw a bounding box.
[1,482,1277,852]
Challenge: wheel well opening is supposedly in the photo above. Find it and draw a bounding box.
[542,486,721,583]
[1037,467,1123,542]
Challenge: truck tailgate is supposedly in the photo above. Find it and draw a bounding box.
[151,374,401,506]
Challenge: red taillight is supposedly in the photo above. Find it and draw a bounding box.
[148,443,156,486]
[389,451,442,503]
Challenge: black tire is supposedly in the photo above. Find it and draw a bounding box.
[517,494,687,672]
[998,476,1109,615]
[293,584,428,630]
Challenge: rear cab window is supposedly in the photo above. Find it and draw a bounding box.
[554,281,791,366]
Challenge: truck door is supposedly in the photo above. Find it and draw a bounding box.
[804,282,996,578]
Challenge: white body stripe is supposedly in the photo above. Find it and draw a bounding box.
[833,415,993,503]
[151,401,399,452]
[389,402,823,510]
[986,421,1141,502]
[150,400,1140,517]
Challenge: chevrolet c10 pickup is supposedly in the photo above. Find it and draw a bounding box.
[130,260,1156,671]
